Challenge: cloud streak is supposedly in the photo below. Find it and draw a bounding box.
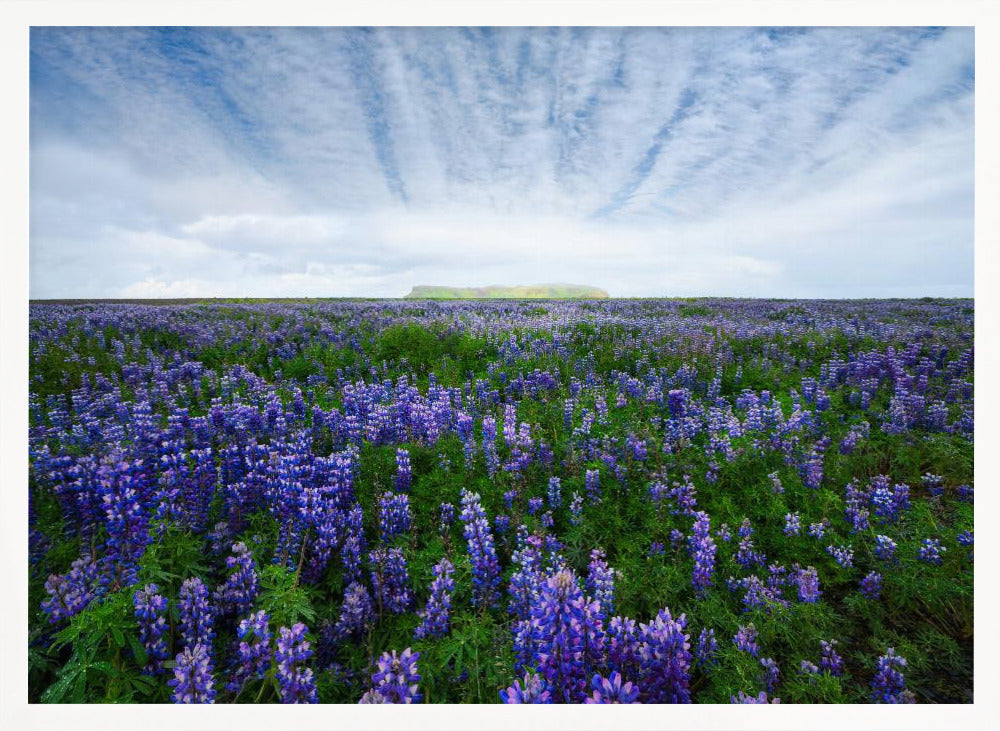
[30,27,974,298]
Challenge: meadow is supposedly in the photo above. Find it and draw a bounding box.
[27,298,974,704]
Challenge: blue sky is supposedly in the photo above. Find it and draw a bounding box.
[29,26,974,298]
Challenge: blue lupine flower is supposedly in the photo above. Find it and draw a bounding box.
[367,648,421,704]
[133,583,169,675]
[415,558,455,640]
[871,648,914,703]
[275,623,318,703]
[178,577,214,650]
[584,671,640,704]
[459,489,501,609]
[169,643,216,703]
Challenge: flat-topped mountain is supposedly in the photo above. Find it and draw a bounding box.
[404,284,610,300]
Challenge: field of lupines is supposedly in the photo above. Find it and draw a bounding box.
[27,298,974,704]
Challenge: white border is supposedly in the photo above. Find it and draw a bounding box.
[1,1,996,729]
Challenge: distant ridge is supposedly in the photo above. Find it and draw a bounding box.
[404,284,610,300]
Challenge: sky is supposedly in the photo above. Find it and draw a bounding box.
[29,26,974,299]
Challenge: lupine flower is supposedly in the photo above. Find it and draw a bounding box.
[548,476,562,509]
[133,583,169,674]
[871,648,915,703]
[369,547,411,614]
[528,496,544,514]
[415,558,455,640]
[169,644,216,703]
[585,469,601,504]
[438,502,455,534]
[367,648,421,704]
[214,542,259,616]
[501,671,552,703]
[41,554,99,623]
[917,538,945,565]
[333,582,375,643]
[820,639,844,676]
[793,565,822,603]
[768,471,784,494]
[695,627,718,669]
[688,511,716,597]
[760,657,779,694]
[378,491,411,543]
[827,544,854,569]
[395,448,411,492]
[584,671,640,704]
[586,548,619,618]
[808,521,828,540]
[636,607,692,703]
[459,490,501,609]
[784,512,801,536]
[957,530,973,560]
[733,624,759,657]
[178,577,214,650]
[227,610,271,693]
[799,660,819,675]
[860,571,883,599]
[731,690,780,703]
[524,569,605,703]
[275,623,318,703]
[874,535,897,562]
[569,491,584,526]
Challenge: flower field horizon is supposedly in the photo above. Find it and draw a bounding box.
[28,297,974,704]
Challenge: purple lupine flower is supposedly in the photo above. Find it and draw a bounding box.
[178,577,214,650]
[731,690,780,703]
[501,671,552,703]
[844,478,871,533]
[569,491,584,526]
[495,513,511,536]
[368,648,421,704]
[819,639,844,676]
[415,558,455,640]
[169,643,216,703]
[503,489,518,511]
[808,520,828,540]
[871,648,915,703]
[649,541,665,557]
[760,657,779,694]
[527,569,605,703]
[213,542,259,616]
[874,535,897,562]
[800,659,819,675]
[333,582,375,643]
[826,544,854,569]
[275,623,318,703]
[585,469,601,504]
[227,610,271,693]
[956,484,974,503]
[133,583,169,675]
[395,448,411,493]
[586,548,618,618]
[41,554,99,623]
[735,519,765,567]
[438,502,455,534]
[784,512,801,537]
[369,547,411,615]
[548,476,562,509]
[527,496,544,515]
[860,571,883,599]
[917,538,945,565]
[793,565,822,603]
[378,491,411,543]
[957,530,973,560]
[459,490,501,609]
[584,671,640,704]
[768,471,784,494]
[688,511,716,597]
[733,624,759,657]
[715,523,732,543]
[637,607,692,704]
[695,628,718,669]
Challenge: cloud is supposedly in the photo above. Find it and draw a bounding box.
[29,27,974,298]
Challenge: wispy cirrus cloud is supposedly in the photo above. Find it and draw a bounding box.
[30,26,973,298]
